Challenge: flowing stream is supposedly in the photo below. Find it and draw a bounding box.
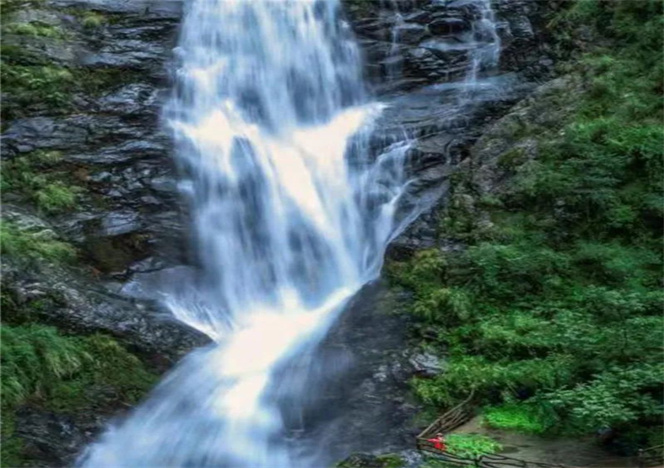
[79,0,500,466]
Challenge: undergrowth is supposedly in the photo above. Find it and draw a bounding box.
[0,325,158,465]
[391,0,664,455]
[1,151,81,214]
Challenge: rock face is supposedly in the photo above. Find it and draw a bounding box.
[345,0,559,256]
[346,0,555,94]
[1,0,206,348]
[2,0,188,280]
[1,1,205,466]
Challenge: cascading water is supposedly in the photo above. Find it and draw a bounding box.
[78,1,423,467]
[464,0,501,91]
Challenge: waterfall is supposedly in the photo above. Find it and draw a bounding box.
[78,0,421,467]
[464,0,501,91]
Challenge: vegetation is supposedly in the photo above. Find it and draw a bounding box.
[1,63,75,112]
[1,151,81,214]
[0,221,76,264]
[445,434,502,458]
[391,0,663,455]
[3,22,65,38]
[0,4,158,467]
[80,11,107,29]
[335,454,404,468]
[1,325,158,465]
[483,403,552,435]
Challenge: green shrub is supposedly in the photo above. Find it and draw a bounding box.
[1,65,74,110]
[483,403,553,434]
[444,434,502,458]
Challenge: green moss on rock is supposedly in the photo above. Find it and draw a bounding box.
[2,151,83,215]
[0,325,159,465]
[0,222,76,264]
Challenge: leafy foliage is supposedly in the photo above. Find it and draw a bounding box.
[483,403,553,434]
[1,64,75,112]
[392,0,664,454]
[444,434,502,458]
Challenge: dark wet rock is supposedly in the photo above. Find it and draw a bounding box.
[100,211,141,237]
[347,0,557,94]
[408,352,445,377]
[2,0,564,465]
[337,450,426,468]
[394,23,428,44]
[98,83,161,115]
[428,17,468,35]
[294,285,423,465]
[14,408,93,468]
[2,208,209,360]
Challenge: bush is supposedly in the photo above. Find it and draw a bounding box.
[444,434,502,458]
[483,403,554,434]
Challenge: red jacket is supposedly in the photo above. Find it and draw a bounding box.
[427,437,446,451]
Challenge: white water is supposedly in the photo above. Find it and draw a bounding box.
[464,0,501,93]
[79,1,423,467]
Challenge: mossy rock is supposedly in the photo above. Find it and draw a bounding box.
[336,453,405,468]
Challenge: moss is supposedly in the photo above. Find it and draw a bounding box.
[3,22,66,39]
[0,408,24,468]
[497,147,528,170]
[80,11,107,29]
[44,334,158,412]
[375,455,405,468]
[34,182,79,214]
[0,288,66,326]
[1,152,83,214]
[335,454,405,468]
[0,222,76,265]
[1,64,75,116]
[0,0,43,14]
[0,325,159,466]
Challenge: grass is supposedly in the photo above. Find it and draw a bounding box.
[1,151,82,214]
[1,325,159,464]
[3,22,66,38]
[0,221,76,264]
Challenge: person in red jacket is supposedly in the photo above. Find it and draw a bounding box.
[427,433,446,451]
